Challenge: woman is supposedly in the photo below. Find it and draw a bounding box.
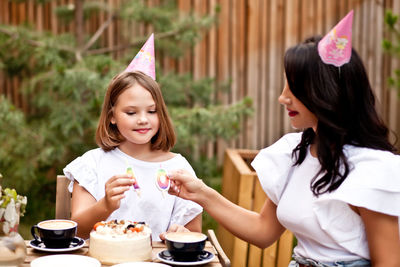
[168,35,400,267]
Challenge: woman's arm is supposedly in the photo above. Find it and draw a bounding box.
[70,174,134,239]
[359,207,400,267]
[197,185,284,248]
[169,169,285,248]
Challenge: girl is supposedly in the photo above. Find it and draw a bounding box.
[167,35,400,266]
[64,71,202,240]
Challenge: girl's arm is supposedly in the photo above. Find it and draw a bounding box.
[184,214,202,232]
[163,214,202,234]
[169,169,285,248]
[70,174,134,239]
[359,207,400,267]
[159,214,203,240]
[70,182,110,239]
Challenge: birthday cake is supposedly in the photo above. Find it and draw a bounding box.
[89,220,152,264]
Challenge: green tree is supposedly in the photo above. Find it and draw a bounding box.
[0,0,253,230]
[383,9,400,97]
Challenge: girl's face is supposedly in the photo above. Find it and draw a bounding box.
[278,81,318,131]
[111,83,160,147]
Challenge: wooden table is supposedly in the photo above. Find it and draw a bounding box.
[23,240,223,266]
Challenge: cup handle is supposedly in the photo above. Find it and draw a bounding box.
[31,225,41,242]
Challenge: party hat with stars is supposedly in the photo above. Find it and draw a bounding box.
[125,33,156,80]
[318,10,353,67]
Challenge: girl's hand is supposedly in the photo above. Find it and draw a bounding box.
[159,224,190,241]
[104,174,135,212]
[168,169,205,202]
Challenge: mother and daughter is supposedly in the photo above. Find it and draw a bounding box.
[65,10,400,267]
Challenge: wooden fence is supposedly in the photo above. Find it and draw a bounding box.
[1,0,400,159]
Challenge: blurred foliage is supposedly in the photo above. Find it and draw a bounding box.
[0,0,253,234]
[383,9,400,97]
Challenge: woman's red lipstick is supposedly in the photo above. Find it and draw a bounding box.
[287,109,298,117]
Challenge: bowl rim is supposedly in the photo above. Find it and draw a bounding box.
[37,219,78,230]
[165,232,207,243]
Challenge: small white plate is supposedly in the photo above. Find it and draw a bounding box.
[31,254,100,267]
[29,237,85,252]
[111,262,169,267]
[157,250,214,266]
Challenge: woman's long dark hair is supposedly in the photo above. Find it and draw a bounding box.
[284,36,396,196]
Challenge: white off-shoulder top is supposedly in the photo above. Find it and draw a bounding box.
[251,132,400,262]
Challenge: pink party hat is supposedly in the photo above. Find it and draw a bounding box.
[318,10,353,67]
[125,33,156,80]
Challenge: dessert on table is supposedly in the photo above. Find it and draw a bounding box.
[89,220,152,265]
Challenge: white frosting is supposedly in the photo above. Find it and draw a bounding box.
[89,221,152,264]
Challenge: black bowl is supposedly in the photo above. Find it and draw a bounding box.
[31,219,77,248]
[165,232,207,261]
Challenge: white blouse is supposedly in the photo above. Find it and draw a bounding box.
[63,148,203,241]
[251,132,400,262]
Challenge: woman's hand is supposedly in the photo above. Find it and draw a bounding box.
[104,174,135,212]
[159,224,190,241]
[168,169,206,202]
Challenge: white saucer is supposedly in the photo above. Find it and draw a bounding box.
[31,254,100,267]
[157,250,214,266]
[29,237,85,252]
[111,262,169,267]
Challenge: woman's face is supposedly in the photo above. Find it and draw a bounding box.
[111,83,160,147]
[278,81,318,131]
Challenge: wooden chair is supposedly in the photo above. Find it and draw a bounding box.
[219,149,295,267]
[55,175,71,219]
[55,175,231,267]
[207,229,231,267]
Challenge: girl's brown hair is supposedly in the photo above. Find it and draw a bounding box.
[96,71,176,151]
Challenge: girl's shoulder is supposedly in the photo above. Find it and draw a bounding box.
[75,147,109,163]
[65,147,114,171]
[80,147,107,156]
[63,148,108,190]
